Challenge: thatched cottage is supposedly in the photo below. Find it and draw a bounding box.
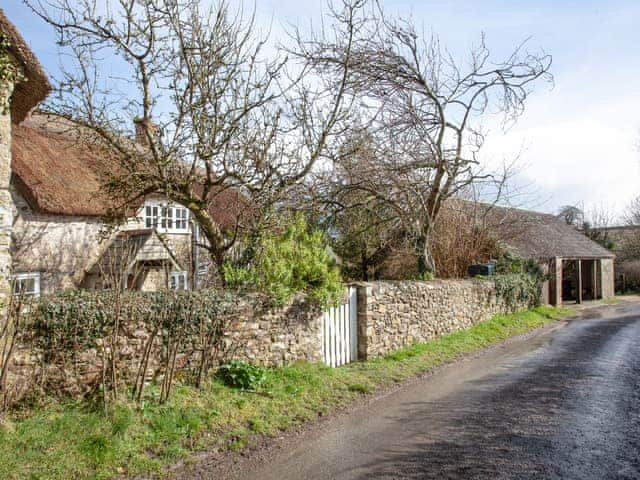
[0,9,243,298]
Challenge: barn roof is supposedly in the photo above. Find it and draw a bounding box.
[479,204,615,260]
[0,9,51,123]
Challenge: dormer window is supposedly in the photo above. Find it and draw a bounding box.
[143,200,190,233]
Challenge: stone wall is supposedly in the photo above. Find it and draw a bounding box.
[4,279,534,403]
[12,191,107,293]
[5,293,321,402]
[223,296,322,366]
[356,279,523,359]
[0,76,16,301]
[601,258,615,299]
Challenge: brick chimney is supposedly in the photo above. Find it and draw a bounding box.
[133,117,158,146]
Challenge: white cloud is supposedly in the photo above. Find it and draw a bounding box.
[481,87,640,220]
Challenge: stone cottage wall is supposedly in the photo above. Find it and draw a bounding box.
[12,192,197,294]
[11,191,107,293]
[0,75,16,300]
[356,279,524,359]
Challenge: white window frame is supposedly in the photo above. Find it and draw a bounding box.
[12,272,41,298]
[142,199,190,234]
[169,271,188,290]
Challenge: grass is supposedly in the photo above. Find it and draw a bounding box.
[603,296,621,305]
[0,305,571,479]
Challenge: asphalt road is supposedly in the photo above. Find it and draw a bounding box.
[242,302,640,480]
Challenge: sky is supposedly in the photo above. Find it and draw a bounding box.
[4,0,640,222]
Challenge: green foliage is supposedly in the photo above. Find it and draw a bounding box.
[217,361,266,390]
[419,270,435,281]
[0,33,25,113]
[223,214,344,307]
[31,289,233,357]
[494,255,547,310]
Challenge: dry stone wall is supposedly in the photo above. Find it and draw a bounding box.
[223,296,322,366]
[5,294,321,402]
[356,279,525,359]
[5,279,528,404]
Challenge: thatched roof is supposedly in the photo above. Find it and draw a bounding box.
[479,204,615,260]
[0,9,51,123]
[11,116,119,216]
[11,113,253,230]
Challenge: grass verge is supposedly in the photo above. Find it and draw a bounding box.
[0,305,571,479]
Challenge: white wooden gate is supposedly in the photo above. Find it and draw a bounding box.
[321,287,358,367]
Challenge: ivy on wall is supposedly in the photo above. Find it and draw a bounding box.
[28,289,238,404]
[0,32,24,113]
[493,256,547,311]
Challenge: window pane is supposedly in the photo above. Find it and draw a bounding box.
[178,274,185,290]
[167,208,173,229]
[13,275,39,296]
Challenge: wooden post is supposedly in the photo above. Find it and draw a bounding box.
[576,260,583,304]
[556,257,563,305]
[591,260,597,300]
[550,257,563,305]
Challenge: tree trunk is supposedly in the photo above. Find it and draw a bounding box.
[189,205,229,285]
[416,233,436,278]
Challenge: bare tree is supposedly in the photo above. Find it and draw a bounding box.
[307,1,552,275]
[26,0,359,277]
[624,196,640,226]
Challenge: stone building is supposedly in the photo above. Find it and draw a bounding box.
[0,11,245,297]
[486,205,615,305]
[9,112,248,296]
[0,9,51,299]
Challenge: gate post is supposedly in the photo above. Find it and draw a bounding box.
[355,282,371,360]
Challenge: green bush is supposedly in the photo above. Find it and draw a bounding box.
[217,360,266,390]
[223,214,344,307]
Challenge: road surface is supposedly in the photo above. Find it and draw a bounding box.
[241,302,640,479]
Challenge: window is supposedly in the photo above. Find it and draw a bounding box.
[143,200,189,233]
[12,272,41,297]
[169,271,188,290]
